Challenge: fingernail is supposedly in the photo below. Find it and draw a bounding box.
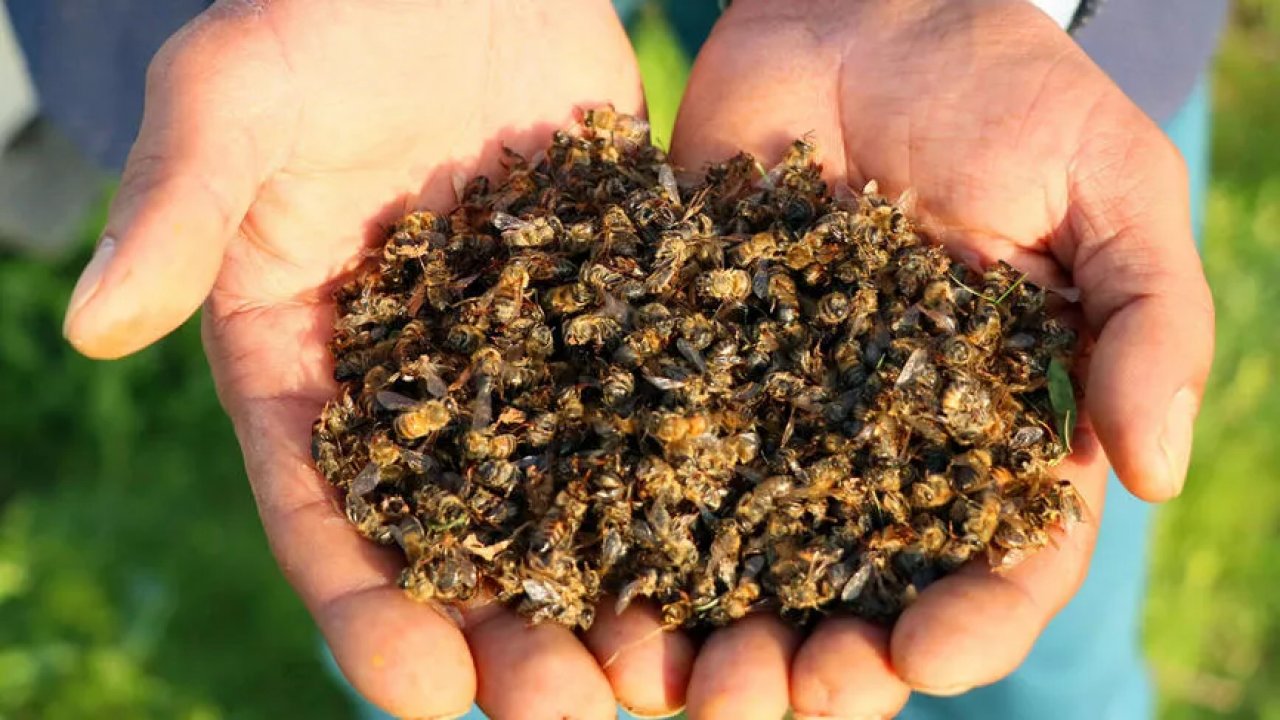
[1159,387,1198,497]
[63,236,116,338]
[793,707,885,712]
[621,705,685,719]
[915,684,972,697]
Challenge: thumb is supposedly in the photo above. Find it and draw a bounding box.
[63,7,286,359]
[1066,112,1215,502]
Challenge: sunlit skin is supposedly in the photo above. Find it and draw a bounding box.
[63,0,1213,719]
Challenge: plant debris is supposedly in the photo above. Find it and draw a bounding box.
[311,109,1083,630]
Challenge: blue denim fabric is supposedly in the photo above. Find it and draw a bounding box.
[7,0,210,169]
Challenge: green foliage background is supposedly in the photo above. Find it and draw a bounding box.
[0,3,1276,718]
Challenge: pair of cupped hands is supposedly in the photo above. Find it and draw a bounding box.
[62,0,1213,718]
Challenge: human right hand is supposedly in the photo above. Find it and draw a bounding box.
[61,1,697,717]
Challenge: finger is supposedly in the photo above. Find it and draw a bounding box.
[224,382,477,716]
[64,5,291,359]
[462,605,617,720]
[790,618,911,719]
[1062,113,1214,500]
[582,598,696,717]
[890,429,1108,693]
[670,17,843,174]
[686,614,800,720]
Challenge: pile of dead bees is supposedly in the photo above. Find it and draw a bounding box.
[312,110,1082,630]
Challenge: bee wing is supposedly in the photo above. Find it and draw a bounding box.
[676,337,707,373]
[840,559,876,602]
[375,390,420,411]
[415,366,450,398]
[895,186,918,213]
[399,448,439,476]
[917,303,958,334]
[657,163,680,204]
[491,211,528,231]
[349,462,381,496]
[642,373,685,391]
[992,546,1032,573]
[452,273,482,293]
[1048,285,1083,303]
[1009,426,1046,449]
[752,261,771,300]
[1004,333,1037,350]
[895,347,930,388]
[597,289,631,324]
[522,577,562,606]
[471,378,494,430]
[615,572,655,615]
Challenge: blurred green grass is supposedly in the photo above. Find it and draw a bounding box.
[0,3,1277,718]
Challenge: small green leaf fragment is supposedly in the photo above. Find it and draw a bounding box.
[1048,357,1077,452]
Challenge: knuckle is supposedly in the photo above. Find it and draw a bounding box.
[791,672,839,717]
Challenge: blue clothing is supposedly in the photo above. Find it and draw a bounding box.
[7,0,1225,170]
[7,0,207,169]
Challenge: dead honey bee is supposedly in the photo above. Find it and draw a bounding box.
[601,365,636,408]
[909,473,954,509]
[816,291,852,325]
[525,411,559,447]
[646,232,691,296]
[763,267,800,321]
[446,323,487,354]
[729,232,780,267]
[486,264,530,325]
[697,268,751,303]
[492,212,560,248]
[460,429,518,460]
[398,354,451,399]
[941,375,1003,444]
[527,482,591,568]
[564,314,622,348]
[718,556,766,621]
[736,475,795,529]
[647,411,711,447]
[582,106,650,147]
[615,326,671,366]
[376,391,455,439]
[544,282,596,316]
[952,490,1002,544]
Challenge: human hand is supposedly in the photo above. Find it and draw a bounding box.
[670,0,1214,716]
[61,1,703,717]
